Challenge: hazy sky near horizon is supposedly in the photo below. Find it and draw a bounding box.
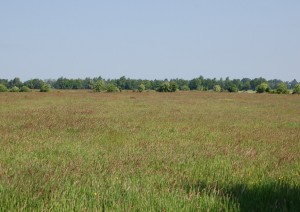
[1,0,300,81]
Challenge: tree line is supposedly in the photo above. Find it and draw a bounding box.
[0,76,299,94]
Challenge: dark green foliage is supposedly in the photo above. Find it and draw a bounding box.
[141,80,152,90]
[20,86,31,92]
[70,79,84,89]
[116,76,127,90]
[189,76,204,90]
[10,86,20,92]
[54,77,84,89]
[292,84,300,94]
[8,77,23,88]
[157,82,178,92]
[157,82,170,92]
[276,83,289,94]
[40,84,51,92]
[0,83,8,92]
[267,79,283,90]
[232,79,243,90]
[250,77,267,91]
[228,84,238,93]
[201,78,217,90]
[54,77,70,89]
[241,78,251,90]
[24,79,45,89]
[171,79,189,90]
[169,82,178,92]
[289,79,298,89]
[1,76,299,93]
[82,78,93,89]
[0,79,9,88]
[151,80,163,91]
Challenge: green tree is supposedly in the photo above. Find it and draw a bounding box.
[70,79,83,89]
[54,77,71,89]
[151,80,163,90]
[117,76,127,90]
[268,79,283,90]
[8,77,23,88]
[241,78,251,90]
[0,79,9,88]
[142,80,152,90]
[24,79,44,89]
[250,78,267,90]
[292,84,300,94]
[189,77,202,90]
[82,78,93,89]
[289,79,298,89]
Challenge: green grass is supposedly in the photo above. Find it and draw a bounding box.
[0,91,300,211]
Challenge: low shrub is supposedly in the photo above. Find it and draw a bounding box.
[92,80,106,92]
[138,84,145,92]
[169,82,178,92]
[213,85,222,92]
[180,85,190,91]
[256,83,270,93]
[40,84,51,92]
[0,83,8,92]
[157,82,170,92]
[276,83,289,94]
[10,86,20,92]
[157,82,178,92]
[228,85,238,93]
[293,84,300,94]
[20,86,31,92]
[106,84,119,92]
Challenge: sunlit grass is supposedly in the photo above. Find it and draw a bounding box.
[0,91,299,211]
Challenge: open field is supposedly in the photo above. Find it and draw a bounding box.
[0,91,300,211]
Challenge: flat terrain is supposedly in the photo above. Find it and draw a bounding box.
[0,91,300,211]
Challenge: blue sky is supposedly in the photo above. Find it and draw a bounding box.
[1,0,299,81]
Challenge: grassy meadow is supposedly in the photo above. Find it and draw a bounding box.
[0,90,300,211]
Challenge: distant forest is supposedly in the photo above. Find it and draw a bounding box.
[0,76,299,92]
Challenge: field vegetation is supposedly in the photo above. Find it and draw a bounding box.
[0,91,300,211]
